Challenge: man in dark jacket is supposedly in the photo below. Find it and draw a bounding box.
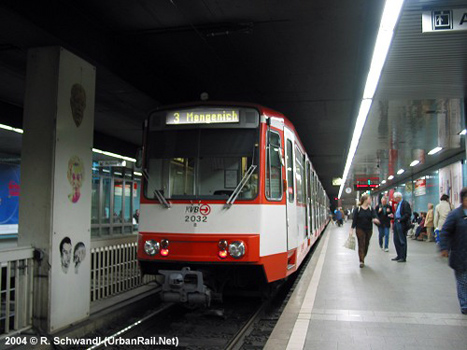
[440,187,467,315]
[375,196,392,252]
[392,192,411,262]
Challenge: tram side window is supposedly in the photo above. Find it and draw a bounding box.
[266,131,283,200]
[295,147,305,205]
[286,140,294,202]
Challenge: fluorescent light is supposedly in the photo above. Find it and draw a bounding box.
[381,180,387,184]
[338,0,405,198]
[338,99,373,197]
[459,129,467,135]
[428,146,442,155]
[397,169,405,175]
[134,172,143,176]
[92,148,136,163]
[410,160,420,167]
[0,123,23,134]
[388,175,394,180]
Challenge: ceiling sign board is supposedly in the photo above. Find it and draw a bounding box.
[98,160,126,167]
[422,8,467,33]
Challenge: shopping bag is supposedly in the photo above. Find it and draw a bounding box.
[344,233,356,250]
[434,229,440,244]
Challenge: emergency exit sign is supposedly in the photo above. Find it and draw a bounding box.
[422,8,467,33]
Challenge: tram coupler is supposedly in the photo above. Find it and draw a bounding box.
[159,267,212,307]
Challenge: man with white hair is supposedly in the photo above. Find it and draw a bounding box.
[392,192,412,262]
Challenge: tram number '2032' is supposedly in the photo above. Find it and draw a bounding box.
[185,215,208,223]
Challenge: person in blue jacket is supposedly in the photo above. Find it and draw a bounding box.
[439,187,467,315]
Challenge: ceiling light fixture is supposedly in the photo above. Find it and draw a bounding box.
[0,123,23,134]
[92,148,136,163]
[397,169,405,175]
[410,160,420,167]
[388,175,394,180]
[134,171,143,176]
[458,129,466,135]
[428,146,442,155]
[338,0,405,199]
[381,180,387,184]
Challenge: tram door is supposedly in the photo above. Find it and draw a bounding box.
[284,128,297,252]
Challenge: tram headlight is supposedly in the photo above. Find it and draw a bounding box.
[228,241,245,259]
[218,240,228,250]
[161,239,170,249]
[144,240,160,256]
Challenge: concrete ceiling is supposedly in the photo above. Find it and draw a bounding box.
[0,0,388,201]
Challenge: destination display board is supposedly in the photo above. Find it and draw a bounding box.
[166,109,240,125]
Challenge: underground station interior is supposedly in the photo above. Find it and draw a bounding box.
[0,1,467,349]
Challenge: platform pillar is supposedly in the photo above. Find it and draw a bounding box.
[18,47,95,333]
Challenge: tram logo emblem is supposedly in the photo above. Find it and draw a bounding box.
[200,204,211,216]
[432,10,452,30]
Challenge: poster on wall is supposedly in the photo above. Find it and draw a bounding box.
[414,178,426,196]
[0,164,20,234]
[49,49,95,332]
[439,161,463,205]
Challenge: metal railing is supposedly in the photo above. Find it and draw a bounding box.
[0,247,34,337]
[91,236,155,302]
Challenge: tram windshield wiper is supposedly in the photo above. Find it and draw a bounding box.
[144,169,171,209]
[154,189,171,208]
[224,164,257,209]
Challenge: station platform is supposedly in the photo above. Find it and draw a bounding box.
[264,222,467,350]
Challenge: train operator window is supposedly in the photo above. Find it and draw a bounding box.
[286,140,294,203]
[144,128,259,200]
[265,130,283,200]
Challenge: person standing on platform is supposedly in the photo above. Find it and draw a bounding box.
[375,196,392,252]
[434,194,454,242]
[392,192,411,262]
[439,187,467,315]
[351,194,380,268]
[425,203,435,242]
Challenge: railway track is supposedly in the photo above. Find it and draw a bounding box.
[84,232,325,350]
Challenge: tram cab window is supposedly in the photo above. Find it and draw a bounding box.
[266,131,283,200]
[145,128,259,200]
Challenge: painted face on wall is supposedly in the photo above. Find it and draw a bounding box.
[67,155,84,203]
[60,237,72,273]
[70,83,86,127]
[73,242,86,273]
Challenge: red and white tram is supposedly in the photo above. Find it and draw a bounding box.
[137,103,329,305]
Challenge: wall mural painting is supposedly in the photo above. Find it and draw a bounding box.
[59,236,86,274]
[70,83,86,128]
[73,241,86,274]
[59,237,72,273]
[67,155,84,203]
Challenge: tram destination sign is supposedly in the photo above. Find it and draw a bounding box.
[166,109,240,125]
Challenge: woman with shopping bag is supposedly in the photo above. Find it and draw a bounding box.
[350,194,380,268]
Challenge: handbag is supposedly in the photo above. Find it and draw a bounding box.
[344,232,356,250]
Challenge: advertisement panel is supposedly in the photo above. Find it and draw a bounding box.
[414,178,426,196]
[0,163,20,234]
[439,161,463,205]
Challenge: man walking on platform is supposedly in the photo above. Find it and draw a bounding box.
[439,188,467,315]
[392,192,411,262]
